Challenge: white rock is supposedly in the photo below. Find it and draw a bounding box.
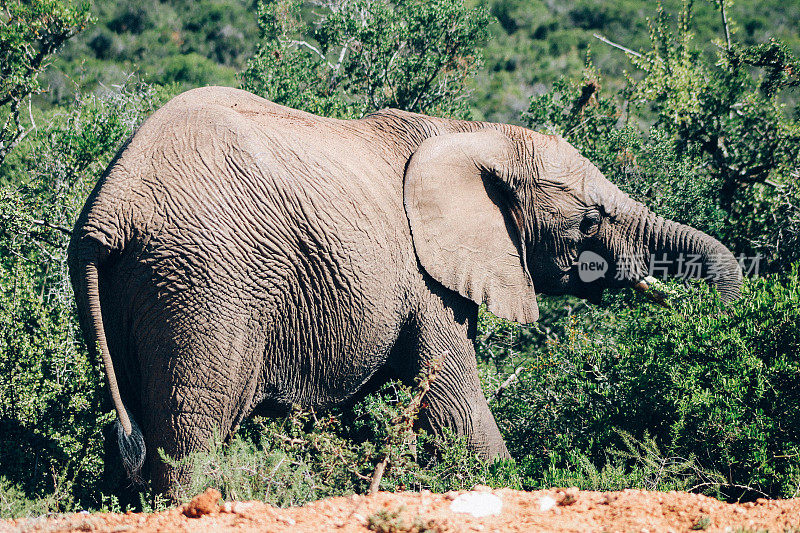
[538,495,558,512]
[235,502,255,512]
[449,492,503,518]
[276,515,295,526]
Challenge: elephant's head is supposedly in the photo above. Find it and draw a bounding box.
[403,127,742,323]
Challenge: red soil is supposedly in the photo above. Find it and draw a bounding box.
[5,486,800,532]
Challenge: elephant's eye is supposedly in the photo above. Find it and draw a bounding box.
[580,211,601,236]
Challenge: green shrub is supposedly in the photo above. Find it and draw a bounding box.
[240,0,490,119]
[494,267,800,499]
[171,381,520,507]
[0,476,61,519]
[0,81,166,511]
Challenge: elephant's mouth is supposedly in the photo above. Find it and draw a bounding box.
[574,281,605,305]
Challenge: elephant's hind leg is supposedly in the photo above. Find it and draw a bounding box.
[137,311,261,498]
[142,384,229,498]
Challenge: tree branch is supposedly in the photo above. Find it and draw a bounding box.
[288,40,334,69]
[368,352,445,494]
[592,33,643,58]
[493,366,525,401]
[31,219,73,236]
[720,1,732,52]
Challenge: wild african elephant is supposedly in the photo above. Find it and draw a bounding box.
[67,86,742,494]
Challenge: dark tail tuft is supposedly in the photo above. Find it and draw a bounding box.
[116,412,146,485]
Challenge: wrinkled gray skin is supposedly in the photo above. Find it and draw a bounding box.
[68,87,742,494]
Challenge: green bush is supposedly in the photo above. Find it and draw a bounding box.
[494,267,800,499]
[170,380,521,507]
[0,81,165,512]
[240,0,490,119]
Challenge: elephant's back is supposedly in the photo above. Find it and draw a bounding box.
[87,87,417,409]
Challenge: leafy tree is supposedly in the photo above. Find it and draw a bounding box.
[526,0,800,270]
[0,0,91,165]
[240,0,491,118]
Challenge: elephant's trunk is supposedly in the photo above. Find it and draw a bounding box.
[637,210,743,303]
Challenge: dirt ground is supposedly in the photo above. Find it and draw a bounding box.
[4,487,800,532]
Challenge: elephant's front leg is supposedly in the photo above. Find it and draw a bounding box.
[410,285,510,460]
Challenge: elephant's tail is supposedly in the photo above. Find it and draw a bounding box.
[82,257,146,484]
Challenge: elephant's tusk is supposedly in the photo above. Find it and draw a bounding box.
[633,276,670,308]
[633,275,657,291]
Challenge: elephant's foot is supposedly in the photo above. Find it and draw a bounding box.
[419,386,511,461]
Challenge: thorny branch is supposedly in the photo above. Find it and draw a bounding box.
[493,365,525,401]
[288,40,335,70]
[720,0,732,52]
[368,352,446,494]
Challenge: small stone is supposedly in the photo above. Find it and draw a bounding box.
[733,506,746,514]
[538,496,558,512]
[756,498,769,505]
[600,492,617,505]
[444,491,460,501]
[277,516,295,526]
[472,485,492,493]
[450,492,503,518]
[352,513,367,525]
[557,488,578,506]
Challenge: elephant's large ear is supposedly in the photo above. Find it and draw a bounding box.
[404,129,538,323]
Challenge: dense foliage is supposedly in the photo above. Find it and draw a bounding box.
[491,271,800,500]
[0,0,90,164]
[0,0,798,517]
[240,0,490,118]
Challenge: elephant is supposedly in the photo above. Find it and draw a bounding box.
[67,86,742,494]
